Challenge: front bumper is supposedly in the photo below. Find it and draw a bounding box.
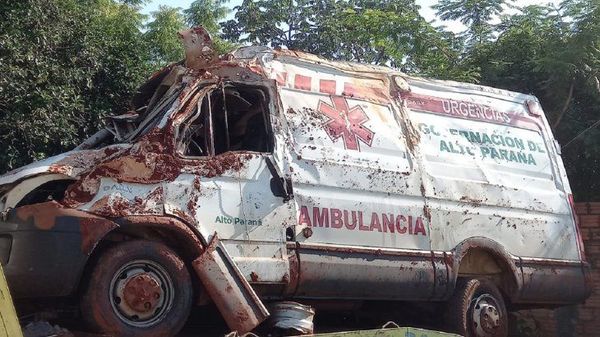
[0,219,89,299]
[0,201,117,299]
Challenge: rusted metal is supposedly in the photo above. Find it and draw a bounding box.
[192,234,269,333]
[116,215,204,258]
[179,27,219,70]
[284,243,301,297]
[302,227,313,238]
[517,257,591,304]
[13,201,117,255]
[451,238,522,300]
[290,242,440,300]
[292,241,445,258]
[122,273,163,314]
[88,186,164,217]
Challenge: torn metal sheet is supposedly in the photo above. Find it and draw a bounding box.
[192,234,269,333]
[179,27,219,70]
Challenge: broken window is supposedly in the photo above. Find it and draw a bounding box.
[179,84,272,157]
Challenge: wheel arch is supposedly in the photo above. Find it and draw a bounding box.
[78,215,206,300]
[2,174,75,210]
[111,215,205,260]
[451,237,522,302]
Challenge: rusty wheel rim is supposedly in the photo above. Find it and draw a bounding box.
[470,294,503,337]
[109,260,175,328]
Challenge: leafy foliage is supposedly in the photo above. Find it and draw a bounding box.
[0,0,149,171]
[434,0,511,45]
[185,0,230,34]
[465,1,600,200]
[144,5,186,68]
[185,0,236,54]
[222,0,475,80]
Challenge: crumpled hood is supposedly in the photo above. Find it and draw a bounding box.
[0,144,130,188]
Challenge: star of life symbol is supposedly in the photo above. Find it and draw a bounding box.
[317,96,375,151]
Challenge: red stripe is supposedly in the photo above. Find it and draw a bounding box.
[275,72,288,86]
[294,74,312,90]
[342,82,358,98]
[290,76,389,103]
[343,83,388,103]
[319,79,336,94]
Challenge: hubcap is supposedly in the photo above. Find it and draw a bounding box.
[471,294,502,337]
[110,260,174,327]
[122,273,162,313]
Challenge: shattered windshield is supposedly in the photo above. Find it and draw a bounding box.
[177,84,273,157]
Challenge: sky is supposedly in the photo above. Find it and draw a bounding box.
[141,0,563,33]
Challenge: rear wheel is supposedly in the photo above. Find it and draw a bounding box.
[81,240,192,337]
[445,278,508,337]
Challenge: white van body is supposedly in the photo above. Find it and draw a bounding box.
[0,45,590,335]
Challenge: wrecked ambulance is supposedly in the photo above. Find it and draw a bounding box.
[0,28,591,337]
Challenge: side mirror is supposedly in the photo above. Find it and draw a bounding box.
[265,157,293,202]
[270,177,287,198]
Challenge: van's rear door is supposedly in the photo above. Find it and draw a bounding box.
[401,78,578,261]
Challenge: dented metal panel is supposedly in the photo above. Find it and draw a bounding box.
[404,79,579,261]
[0,144,129,188]
[291,242,438,300]
[517,258,590,304]
[268,301,315,334]
[192,234,269,333]
[0,201,118,298]
[180,27,219,70]
[273,69,427,252]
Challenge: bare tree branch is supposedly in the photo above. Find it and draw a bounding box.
[552,78,575,130]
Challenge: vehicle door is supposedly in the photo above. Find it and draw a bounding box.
[165,83,293,284]
[399,77,580,262]
[275,65,435,300]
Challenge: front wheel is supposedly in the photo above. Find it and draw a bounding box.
[81,240,193,337]
[445,278,508,337]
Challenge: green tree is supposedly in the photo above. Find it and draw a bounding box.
[0,0,597,201]
[222,0,316,50]
[334,1,478,81]
[0,0,149,172]
[222,0,474,80]
[555,0,600,201]
[144,5,187,68]
[467,2,600,200]
[434,0,511,46]
[184,0,235,54]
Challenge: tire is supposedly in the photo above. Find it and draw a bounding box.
[81,240,193,337]
[445,278,508,337]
